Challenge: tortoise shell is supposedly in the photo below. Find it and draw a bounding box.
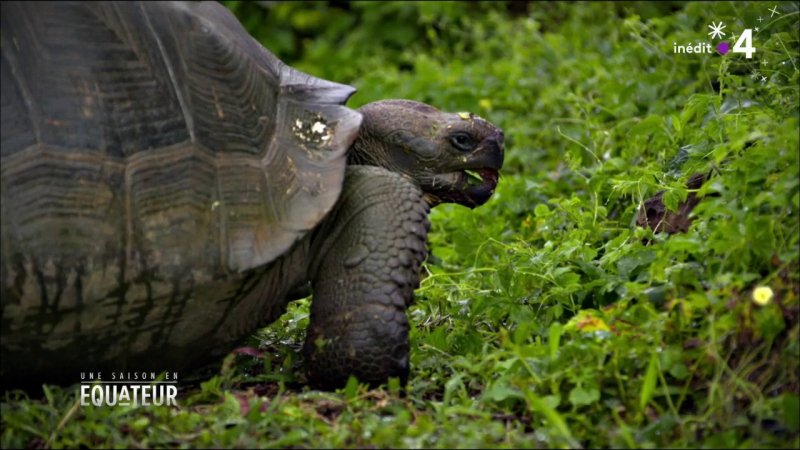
[1,1,364,384]
[1,1,362,287]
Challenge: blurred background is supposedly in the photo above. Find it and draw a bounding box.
[224,1,799,174]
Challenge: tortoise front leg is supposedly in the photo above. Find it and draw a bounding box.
[304,166,430,389]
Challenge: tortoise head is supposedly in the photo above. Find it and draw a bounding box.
[348,100,504,208]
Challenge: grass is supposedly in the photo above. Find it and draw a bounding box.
[2,1,799,448]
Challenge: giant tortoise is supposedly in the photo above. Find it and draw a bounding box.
[0,1,504,389]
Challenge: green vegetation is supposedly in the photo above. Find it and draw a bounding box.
[2,1,798,448]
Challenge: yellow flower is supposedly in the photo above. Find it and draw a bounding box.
[566,310,611,333]
[752,286,774,306]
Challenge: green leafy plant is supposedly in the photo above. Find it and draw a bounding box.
[2,1,798,448]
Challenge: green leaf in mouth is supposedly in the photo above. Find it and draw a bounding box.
[464,169,483,185]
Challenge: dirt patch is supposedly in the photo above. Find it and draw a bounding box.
[636,173,708,237]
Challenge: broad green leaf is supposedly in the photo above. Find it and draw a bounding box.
[568,386,600,407]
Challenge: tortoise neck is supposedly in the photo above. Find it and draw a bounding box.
[347,106,391,168]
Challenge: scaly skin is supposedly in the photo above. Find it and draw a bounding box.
[298,100,504,388]
[304,166,430,389]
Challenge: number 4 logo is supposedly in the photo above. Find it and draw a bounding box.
[733,29,755,58]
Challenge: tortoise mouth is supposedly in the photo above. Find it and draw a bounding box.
[462,168,499,190]
[425,168,500,208]
[460,168,500,207]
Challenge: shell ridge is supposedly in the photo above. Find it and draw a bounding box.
[139,2,196,144]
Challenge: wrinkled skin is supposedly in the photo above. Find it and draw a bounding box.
[350,100,505,208]
[303,99,504,389]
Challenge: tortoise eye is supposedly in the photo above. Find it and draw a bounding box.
[449,133,475,152]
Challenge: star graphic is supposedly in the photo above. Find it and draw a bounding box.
[730,32,737,41]
[769,5,781,17]
[708,21,727,39]
[755,27,760,32]
[760,75,767,83]
[751,71,760,79]
[757,16,764,22]
[762,59,768,65]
